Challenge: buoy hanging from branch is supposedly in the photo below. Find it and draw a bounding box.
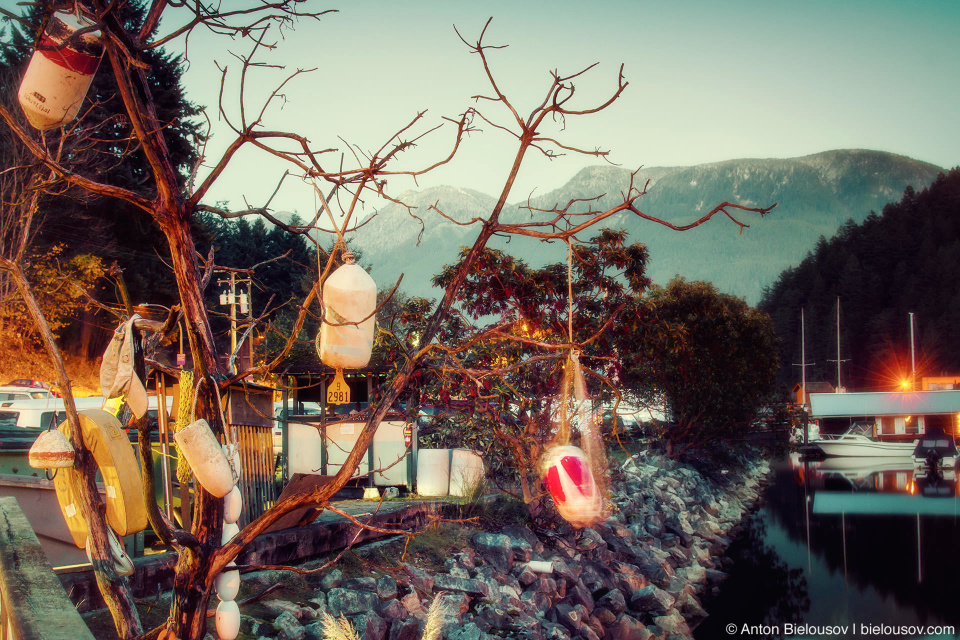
[542,445,603,528]
[28,429,75,469]
[173,419,235,498]
[317,251,376,369]
[18,10,103,130]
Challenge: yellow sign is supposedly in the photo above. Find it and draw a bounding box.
[327,369,351,405]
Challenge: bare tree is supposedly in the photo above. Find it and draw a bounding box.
[1,5,773,639]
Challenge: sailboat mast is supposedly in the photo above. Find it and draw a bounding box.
[836,297,841,391]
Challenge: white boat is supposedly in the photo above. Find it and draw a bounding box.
[811,421,916,457]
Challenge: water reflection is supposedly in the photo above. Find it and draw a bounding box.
[696,455,960,640]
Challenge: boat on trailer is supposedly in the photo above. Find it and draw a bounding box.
[811,421,916,457]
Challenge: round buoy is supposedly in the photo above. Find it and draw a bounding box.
[542,445,603,528]
[223,485,243,525]
[215,561,241,601]
[215,599,241,640]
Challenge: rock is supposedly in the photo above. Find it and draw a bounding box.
[472,533,515,573]
[552,558,579,585]
[653,609,692,637]
[433,573,492,599]
[680,592,709,621]
[593,606,617,626]
[343,576,378,592]
[549,603,583,634]
[568,581,595,612]
[577,528,604,551]
[319,568,343,591]
[448,622,486,640]
[436,591,471,617]
[379,599,405,622]
[629,585,675,615]
[377,575,398,600]
[595,588,626,614]
[262,599,304,619]
[354,611,387,640]
[402,564,434,594]
[388,617,421,640]
[243,569,290,591]
[326,588,380,617]
[399,591,422,614]
[604,613,652,640]
[501,525,544,554]
[274,610,306,640]
[542,620,573,640]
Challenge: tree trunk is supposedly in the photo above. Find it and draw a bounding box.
[153,211,225,639]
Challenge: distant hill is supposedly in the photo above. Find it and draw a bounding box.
[351,150,944,304]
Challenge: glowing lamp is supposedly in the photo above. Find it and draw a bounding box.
[542,445,602,528]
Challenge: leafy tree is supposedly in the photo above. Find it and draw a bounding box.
[622,278,780,458]
[412,229,650,511]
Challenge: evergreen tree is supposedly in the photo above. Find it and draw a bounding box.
[0,1,202,313]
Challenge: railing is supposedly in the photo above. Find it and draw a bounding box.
[0,497,95,640]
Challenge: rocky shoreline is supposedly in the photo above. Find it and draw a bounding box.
[233,449,771,640]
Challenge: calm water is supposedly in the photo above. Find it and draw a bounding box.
[696,455,960,640]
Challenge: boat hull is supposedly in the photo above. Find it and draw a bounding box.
[813,438,915,457]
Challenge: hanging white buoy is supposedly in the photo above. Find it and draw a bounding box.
[221,521,239,546]
[215,599,241,640]
[318,252,377,369]
[223,485,243,525]
[28,429,75,468]
[18,11,103,130]
[173,419,235,498]
[215,561,241,601]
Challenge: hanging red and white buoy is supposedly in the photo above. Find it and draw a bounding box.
[317,251,377,369]
[542,445,603,528]
[18,10,103,131]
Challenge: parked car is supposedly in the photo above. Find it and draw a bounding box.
[0,385,55,404]
[4,379,60,397]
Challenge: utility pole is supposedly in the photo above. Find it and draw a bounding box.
[216,268,253,373]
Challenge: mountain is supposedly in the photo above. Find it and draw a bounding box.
[351,150,944,305]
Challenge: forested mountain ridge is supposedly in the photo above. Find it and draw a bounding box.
[352,150,942,304]
[759,169,960,391]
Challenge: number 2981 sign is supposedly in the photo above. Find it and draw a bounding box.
[327,369,351,405]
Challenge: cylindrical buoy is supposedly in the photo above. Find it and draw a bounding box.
[542,445,603,528]
[223,485,243,525]
[215,561,241,601]
[215,599,241,640]
[318,253,377,369]
[174,419,235,498]
[18,11,103,130]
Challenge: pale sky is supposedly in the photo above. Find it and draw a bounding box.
[7,1,960,219]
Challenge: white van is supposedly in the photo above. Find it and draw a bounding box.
[0,397,106,430]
